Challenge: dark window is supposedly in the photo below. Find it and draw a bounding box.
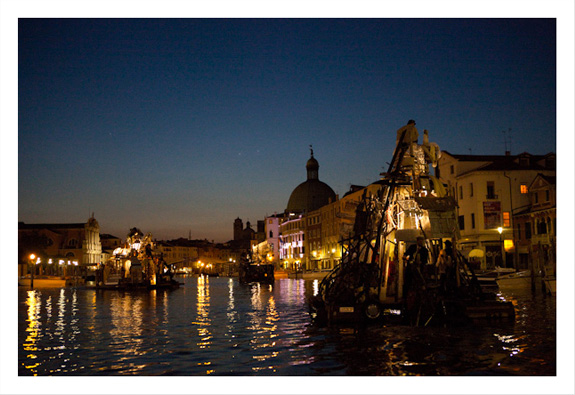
[471,213,476,229]
[269,231,273,238]
[470,183,474,197]
[538,219,547,234]
[487,181,496,199]
[458,215,465,230]
[525,222,532,239]
[517,223,522,240]
[546,190,550,201]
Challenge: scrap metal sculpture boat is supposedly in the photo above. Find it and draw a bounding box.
[94,228,181,290]
[239,242,275,284]
[309,121,515,326]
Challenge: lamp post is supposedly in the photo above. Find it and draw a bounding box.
[29,254,35,288]
[497,227,505,268]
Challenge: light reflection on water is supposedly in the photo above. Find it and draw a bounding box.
[18,277,555,376]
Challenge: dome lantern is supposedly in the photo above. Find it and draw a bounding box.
[286,147,336,214]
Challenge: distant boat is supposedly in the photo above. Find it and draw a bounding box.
[92,228,182,291]
[239,262,274,284]
[239,243,275,284]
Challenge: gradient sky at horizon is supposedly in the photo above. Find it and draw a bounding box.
[18,18,557,242]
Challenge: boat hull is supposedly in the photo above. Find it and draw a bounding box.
[239,264,274,284]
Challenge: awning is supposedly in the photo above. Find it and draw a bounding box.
[468,249,485,258]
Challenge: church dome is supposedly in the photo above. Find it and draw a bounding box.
[286,149,336,213]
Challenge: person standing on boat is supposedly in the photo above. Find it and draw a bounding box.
[436,240,455,292]
[404,236,429,271]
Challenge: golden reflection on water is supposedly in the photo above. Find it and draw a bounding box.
[193,275,212,349]
[109,293,144,357]
[23,290,41,375]
[248,282,280,372]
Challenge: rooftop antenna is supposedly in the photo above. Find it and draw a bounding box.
[502,128,512,154]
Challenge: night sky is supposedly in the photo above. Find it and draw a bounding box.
[14,18,560,242]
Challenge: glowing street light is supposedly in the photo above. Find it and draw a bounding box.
[497,227,506,268]
[28,254,36,289]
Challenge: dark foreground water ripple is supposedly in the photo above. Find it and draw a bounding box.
[19,276,556,376]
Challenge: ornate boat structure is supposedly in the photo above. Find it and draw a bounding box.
[94,228,181,290]
[238,242,275,284]
[309,121,515,326]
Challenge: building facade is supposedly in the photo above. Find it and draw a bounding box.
[513,174,556,272]
[280,149,337,271]
[264,214,282,265]
[438,151,556,269]
[18,216,103,276]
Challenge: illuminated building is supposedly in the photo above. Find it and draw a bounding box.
[438,151,556,269]
[513,174,556,272]
[281,149,336,270]
[315,183,383,270]
[18,215,102,276]
[264,214,282,266]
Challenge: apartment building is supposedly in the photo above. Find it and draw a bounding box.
[438,151,556,269]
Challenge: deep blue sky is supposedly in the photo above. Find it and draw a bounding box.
[17,18,557,242]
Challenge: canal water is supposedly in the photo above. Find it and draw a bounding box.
[16,275,561,388]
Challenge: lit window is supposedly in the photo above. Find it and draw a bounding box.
[520,184,528,194]
[503,212,510,227]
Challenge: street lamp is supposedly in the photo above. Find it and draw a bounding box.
[28,253,37,288]
[497,227,505,268]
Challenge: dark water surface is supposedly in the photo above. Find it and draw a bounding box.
[19,276,556,376]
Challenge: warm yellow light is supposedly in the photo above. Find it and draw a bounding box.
[497,227,503,234]
[29,254,36,260]
[504,240,514,251]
